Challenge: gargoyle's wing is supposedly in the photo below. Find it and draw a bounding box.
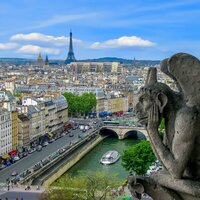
[168,53,200,106]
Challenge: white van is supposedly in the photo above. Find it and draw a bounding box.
[79,125,84,130]
[85,125,89,130]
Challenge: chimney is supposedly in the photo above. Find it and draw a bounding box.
[22,106,28,114]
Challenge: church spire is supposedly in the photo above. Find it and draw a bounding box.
[37,52,43,62]
[45,54,49,65]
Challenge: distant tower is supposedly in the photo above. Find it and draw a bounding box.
[37,52,43,63]
[45,54,49,65]
[133,57,136,67]
[35,52,44,67]
[65,31,76,64]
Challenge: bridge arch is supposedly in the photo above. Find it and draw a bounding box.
[99,128,118,138]
[123,130,147,140]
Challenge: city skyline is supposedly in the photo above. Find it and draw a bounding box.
[0,0,200,60]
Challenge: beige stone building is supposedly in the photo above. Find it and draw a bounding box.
[54,95,68,132]
[11,111,18,150]
[70,62,123,74]
[28,106,46,143]
[18,114,30,147]
[96,98,105,115]
[96,96,128,115]
[109,96,128,113]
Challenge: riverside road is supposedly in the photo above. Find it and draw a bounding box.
[0,128,95,183]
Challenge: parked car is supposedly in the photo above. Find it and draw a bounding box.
[0,164,6,170]
[61,133,65,136]
[11,171,18,176]
[28,149,34,154]
[23,152,28,157]
[36,145,42,151]
[69,133,74,137]
[49,138,55,143]
[79,125,84,131]
[14,175,23,182]
[13,156,20,162]
[59,149,65,154]
[85,125,89,131]
[5,162,12,167]
[42,141,49,147]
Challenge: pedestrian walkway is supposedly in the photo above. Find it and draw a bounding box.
[0,185,44,200]
[0,184,45,193]
[0,182,8,195]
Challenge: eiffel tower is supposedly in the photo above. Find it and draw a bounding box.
[65,31,76,64]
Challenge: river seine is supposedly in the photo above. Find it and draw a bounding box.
[54,137,139,184]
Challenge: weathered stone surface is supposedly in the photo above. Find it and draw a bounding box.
[129,53,200,200]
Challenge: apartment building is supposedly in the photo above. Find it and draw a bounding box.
[0,107,12,154]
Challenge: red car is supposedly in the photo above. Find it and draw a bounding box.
[64,123,74,130]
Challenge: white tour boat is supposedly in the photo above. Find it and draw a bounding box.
[100,150,120,165]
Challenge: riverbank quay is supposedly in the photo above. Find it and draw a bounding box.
[17,130,104,186]
[43,135,104,186]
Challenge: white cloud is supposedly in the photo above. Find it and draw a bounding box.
[11,33,82,46]
[0,43,18,50]
[90,36,156,49]
[17,45,60,55]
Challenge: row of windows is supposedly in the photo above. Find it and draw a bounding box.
[1,146,12,155]
[1,139,12,147]
[0,123,11,129]
[0,133,12,138]
[1,114,11,122]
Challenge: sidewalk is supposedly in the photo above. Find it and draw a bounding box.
[0,185,45,193]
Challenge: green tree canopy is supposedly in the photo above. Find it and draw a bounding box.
[63,92,97,116]
[40,171,121,200]
[121,140,156,175]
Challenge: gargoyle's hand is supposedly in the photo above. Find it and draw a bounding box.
[147,103,160,131]
[128,175,144,195]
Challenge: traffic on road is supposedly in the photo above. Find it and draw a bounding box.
[0,113,141,184]
[0,120,100,183]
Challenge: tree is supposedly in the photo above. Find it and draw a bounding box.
[40,171,121,200]
[63,92,97,117]
[80,92,97,116]
[62,92,75,116]
[121,140,156,175]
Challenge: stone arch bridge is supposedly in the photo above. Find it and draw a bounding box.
[99,125,148,140]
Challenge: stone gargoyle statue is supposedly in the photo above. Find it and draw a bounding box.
[128,53,200,200]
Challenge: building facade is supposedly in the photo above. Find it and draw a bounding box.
[18,114,30,147]
[70,62,123,74]
[0,107,12,155]
[109,96,128,113]
[54,95,68,132]
[11,111,18,150]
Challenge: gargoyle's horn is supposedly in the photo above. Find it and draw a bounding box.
[145,69,151,86]
[146,67,157,85]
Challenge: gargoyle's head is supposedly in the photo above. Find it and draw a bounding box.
[135,68,170,126]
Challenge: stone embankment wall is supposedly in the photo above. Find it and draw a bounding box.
[43,136,104,186]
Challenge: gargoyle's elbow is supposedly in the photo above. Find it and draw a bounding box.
[170,168,183,179]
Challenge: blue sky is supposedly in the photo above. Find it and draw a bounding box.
[1,0,200,60]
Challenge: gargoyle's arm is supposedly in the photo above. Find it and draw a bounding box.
[147,108,196,179]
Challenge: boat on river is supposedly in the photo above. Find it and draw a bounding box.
[100,150,120,165]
